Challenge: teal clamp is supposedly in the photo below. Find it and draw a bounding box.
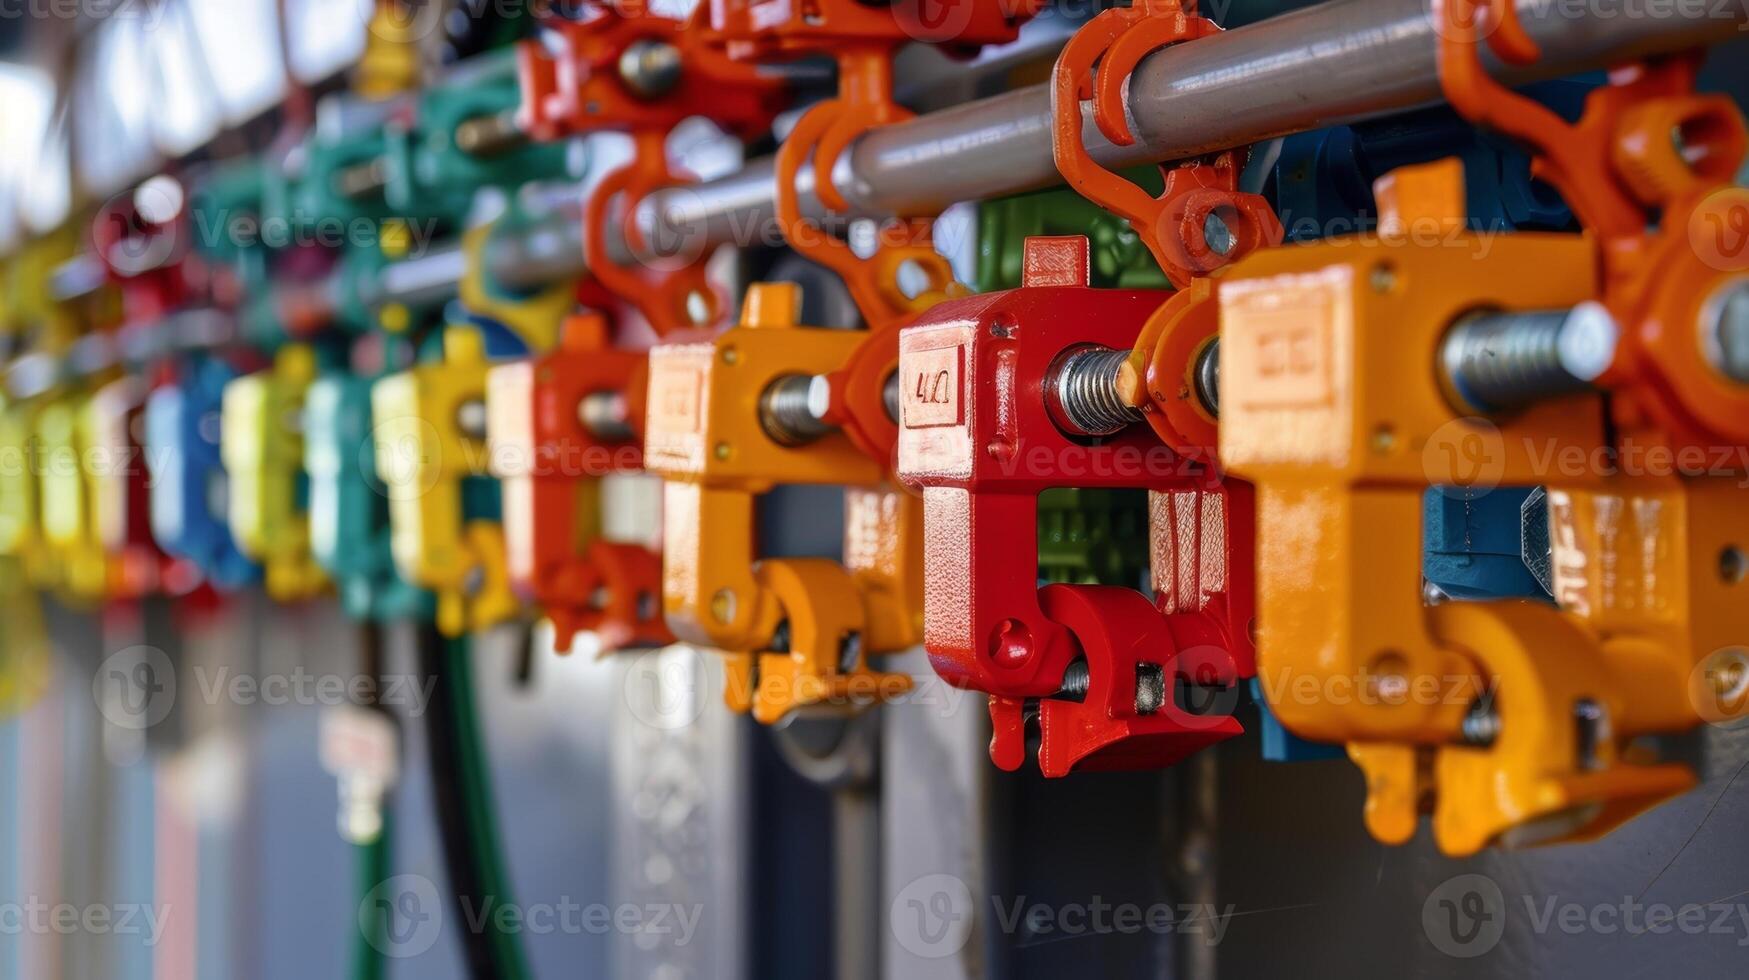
[192,161,301,349]
[305,369,433,622]
[405,52,575,200]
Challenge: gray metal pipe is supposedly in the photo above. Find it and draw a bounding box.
[625,0,1747,262]
[120,0,1749,310]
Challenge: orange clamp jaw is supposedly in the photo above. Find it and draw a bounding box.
[1050,0,1281,289]
[712,0,1035,329]
[643,282,917,723]
[486,313,669,653]
[1218,172,1736,854]
[895,236,1253,776]
[1436,0,1749,450]
[520,3,788,334]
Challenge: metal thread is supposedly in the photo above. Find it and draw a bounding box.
[1048,346,1142,437]
[759,374,836,447]
[454,109,527,157]
[1057,660,1090,702]
[1440,311,1589,415]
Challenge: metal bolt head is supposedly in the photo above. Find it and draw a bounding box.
[1202,210,1235,257]
[805,374,833,423]
[1555,302,1619,382]
[1700,278,1749,384]
[456,399,488,440]
[1194,339,1220,417]
[618,40,683,100]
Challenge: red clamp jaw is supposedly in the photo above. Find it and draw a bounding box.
[487,313,670,653]
[519,2,788,334]
[90,375,182,600]
[93,182,199,323]
[896,236,1254,775]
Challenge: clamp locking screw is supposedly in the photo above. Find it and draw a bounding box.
[456,398,489,441]
[1046,345,1142,438]
[1438,302,1619,415]
[454,109,528,158]
[618,39,684,100]
[759,373,837,446]
[1193,339,1220,417]
[1700,278,1749,384]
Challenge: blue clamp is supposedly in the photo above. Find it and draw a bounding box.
[144,357,260,591]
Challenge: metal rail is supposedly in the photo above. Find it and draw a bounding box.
[479,0,1746,292]
[50,0,1749,312]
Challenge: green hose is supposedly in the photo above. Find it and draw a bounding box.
[444,632,532,980]
[352,816,392,980]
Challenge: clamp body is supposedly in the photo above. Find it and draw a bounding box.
[896,236,1253,775]
[36,382,115,602]
[87,375,177,600]
[381,51,577,227]
[714,0,1032,329]
[306,370,430,621]
[371,326,518,636]
[1220,168,1740,853]
[144,357,261,591]
[519,2,786,332]
[221,345,329,600]
[486,313,668,651]
[644,283,917,722]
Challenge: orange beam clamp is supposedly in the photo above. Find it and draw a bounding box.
[519,2,787,333]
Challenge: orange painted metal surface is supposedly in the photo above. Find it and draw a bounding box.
[644,282,917,723]
[1049,0,1280,289]
[711,0,1037,328]
[486,313,669,652]
[1219,161,1745,853]
[519,2,787,333]
[1437,0,1749,449]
